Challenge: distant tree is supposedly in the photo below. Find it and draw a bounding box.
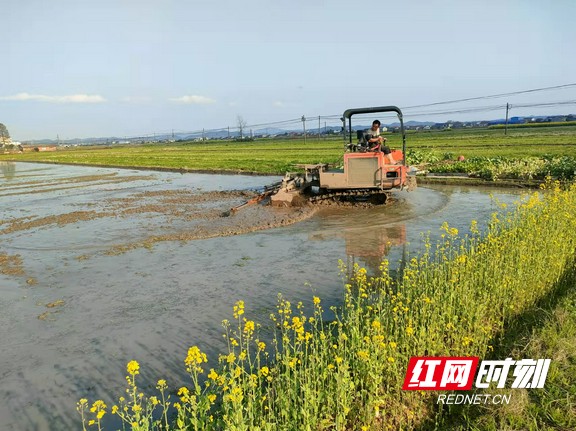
[236,115,247,140]
[0,123,10,147]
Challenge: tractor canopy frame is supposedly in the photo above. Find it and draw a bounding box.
[341,105,406,166]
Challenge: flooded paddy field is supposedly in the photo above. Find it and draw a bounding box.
[0,162,525,430]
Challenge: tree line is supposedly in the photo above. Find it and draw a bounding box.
[0,123,10,146]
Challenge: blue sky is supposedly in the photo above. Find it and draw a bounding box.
[2,0,575,141]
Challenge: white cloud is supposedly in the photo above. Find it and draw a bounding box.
[273,101,285,107]
[0,92,106,103]
[169,95,216,104]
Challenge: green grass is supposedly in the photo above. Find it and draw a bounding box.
[436,263,576,431]
[3,126,576,175]
[405,126,576,158]
[2,140,346,174]
[489,121,576,130]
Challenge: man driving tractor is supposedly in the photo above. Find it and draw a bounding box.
[365,120,396,164]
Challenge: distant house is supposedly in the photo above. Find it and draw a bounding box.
[509,117,526,124]
[547,115,568,122]
[22,145,58,152]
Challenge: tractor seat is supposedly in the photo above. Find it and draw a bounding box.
[356,130,372,151]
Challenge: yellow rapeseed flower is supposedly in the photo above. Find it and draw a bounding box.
[233,300,245,319]
[185,346,208,366]
[90,400,106,413]
[177,387,190,396]
[127,360,140,376]
[291,316,304,332]
[177,387,190,403]
[243,320,255,335]
[208,369,219,381]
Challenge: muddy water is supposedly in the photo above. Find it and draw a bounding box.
[0,162,525,430]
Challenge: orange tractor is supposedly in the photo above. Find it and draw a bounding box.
[270,105,414,206]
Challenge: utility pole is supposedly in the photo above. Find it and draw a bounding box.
[228,126,230,140]
[302,115,307,144]
[202,128,205,141]
[505,103,510,135]
[318,116,321,142]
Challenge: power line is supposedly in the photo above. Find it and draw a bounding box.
[402,83,576,110]
[104,84,576,141]
[407,104,507,117]
[512,100,576,109]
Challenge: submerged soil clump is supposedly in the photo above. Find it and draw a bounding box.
[0,253,24,276]
[103,193,318,255]
[1,186,317,256]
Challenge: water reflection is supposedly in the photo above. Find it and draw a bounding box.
[1,161,15,180]
[344,224,406,272]
[309,208,408,273]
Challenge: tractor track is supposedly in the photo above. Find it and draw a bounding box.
[308,189,390,206]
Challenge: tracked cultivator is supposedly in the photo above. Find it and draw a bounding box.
[271,105,415,207]
[226,105,415,215]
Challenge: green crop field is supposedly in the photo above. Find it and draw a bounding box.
[3,125,576,180]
